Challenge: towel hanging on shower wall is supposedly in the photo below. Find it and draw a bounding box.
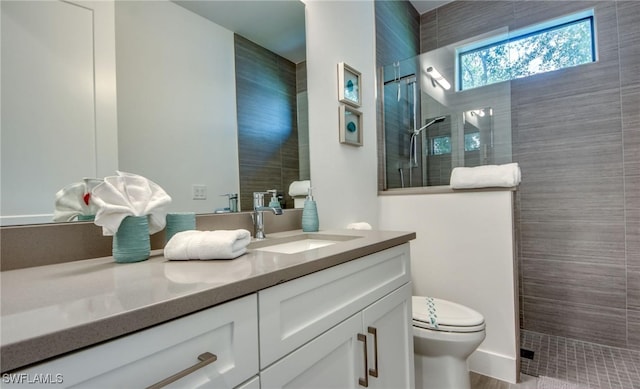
[450,163,521,189]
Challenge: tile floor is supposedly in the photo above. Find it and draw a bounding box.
[520,330,640,389]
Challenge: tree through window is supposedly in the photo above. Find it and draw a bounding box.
[458,11,595,91]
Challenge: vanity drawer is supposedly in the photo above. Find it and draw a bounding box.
[6,294,258,389]
[258,243,410,368]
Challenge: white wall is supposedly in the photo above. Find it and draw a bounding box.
[115,1,239,214]
[379,191,518,383]
[304,0,379,229]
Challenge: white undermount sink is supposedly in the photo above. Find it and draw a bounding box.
[250,234,359,254]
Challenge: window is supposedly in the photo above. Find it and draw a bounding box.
[464,132,480,152]
[458,10,595,91]
[430,136,451,155]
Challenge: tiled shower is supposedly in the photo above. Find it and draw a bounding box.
[377,0,640,384]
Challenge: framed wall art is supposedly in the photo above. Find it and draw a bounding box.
[338,62,361,107]
[339,104,362,146]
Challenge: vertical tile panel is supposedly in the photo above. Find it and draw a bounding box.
[620,1,640,334]
[629,310,640,351]
[617,1,640,89]
[524,296,627,348]
[235,35,299,211]
[416,0,638,351]
[375,0,420,191]
[435,1,514,47]
[419,9,437,53]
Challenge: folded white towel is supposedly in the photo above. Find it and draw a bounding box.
[91,171,172,236]
[346,222,372,230]
[164,229,252,260]
[288,180,311,197]
[450,163,521,189]
[53,178,103,222]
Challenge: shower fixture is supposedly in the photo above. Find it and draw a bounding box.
[409,116,446,168]
[411,116,446,136]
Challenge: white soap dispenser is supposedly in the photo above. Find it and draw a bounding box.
[301,187,319,232]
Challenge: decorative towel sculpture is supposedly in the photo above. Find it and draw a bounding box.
[53,178,103,222]
[164,229,252,260]
[91,171,172,236]
[449,163,521,189]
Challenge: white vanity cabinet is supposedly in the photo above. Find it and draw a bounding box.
[5,243,414,389]
[259,243,414,388]
[5,294,259,389]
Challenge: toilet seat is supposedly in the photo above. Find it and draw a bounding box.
[412,296,485,333]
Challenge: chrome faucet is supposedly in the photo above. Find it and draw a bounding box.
[253,191,283,240]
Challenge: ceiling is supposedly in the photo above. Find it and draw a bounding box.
[171,1,452,65]
[172,0,306,64]
[409,1,452,15]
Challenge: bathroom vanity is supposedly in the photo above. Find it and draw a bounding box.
[0,229,415,388]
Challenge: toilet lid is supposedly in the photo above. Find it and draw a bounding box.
[412,296,485,333]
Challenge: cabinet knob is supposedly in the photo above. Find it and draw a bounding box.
[146,352,217,389]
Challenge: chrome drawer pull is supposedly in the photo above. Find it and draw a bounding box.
[367,327,379,377]
[358,333,368,387]
[146,352,217,389]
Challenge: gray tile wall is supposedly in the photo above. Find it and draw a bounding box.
[416,1,639,350]
[375,0,420,191]
[234,35,301,211]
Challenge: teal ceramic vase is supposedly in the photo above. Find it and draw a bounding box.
[112,215,150,263]
[165,212,196,243]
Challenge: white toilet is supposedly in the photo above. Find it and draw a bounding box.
[412,296,486,389]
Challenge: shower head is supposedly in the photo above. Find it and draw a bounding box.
[414,116,446,134]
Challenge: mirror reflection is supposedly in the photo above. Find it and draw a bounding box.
[0,0,308,226]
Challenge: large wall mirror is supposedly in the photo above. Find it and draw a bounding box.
[0,0,308,226]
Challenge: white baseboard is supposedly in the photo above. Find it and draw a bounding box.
[468,347,518,384]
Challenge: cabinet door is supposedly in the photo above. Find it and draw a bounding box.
[260,314,366,389]
[235,376,259,389]
[259,244,410,368]
[362,283,415,389]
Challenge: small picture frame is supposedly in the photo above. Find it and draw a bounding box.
[339,104,363,146]
[338,62,361,107]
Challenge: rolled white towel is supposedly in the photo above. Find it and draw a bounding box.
[346,222,372,230]
[450,163,521,189]
[164,229,251,260]
[288,180,311,197]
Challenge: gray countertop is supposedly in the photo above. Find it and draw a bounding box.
[0,229,415,373]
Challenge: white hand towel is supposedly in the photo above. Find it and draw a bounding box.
[53,178,103,222]
[91,171,172,236]
[450,163,521,189]
[164,229,252,260]
[288,180,311,197]
[346,222,372,230]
